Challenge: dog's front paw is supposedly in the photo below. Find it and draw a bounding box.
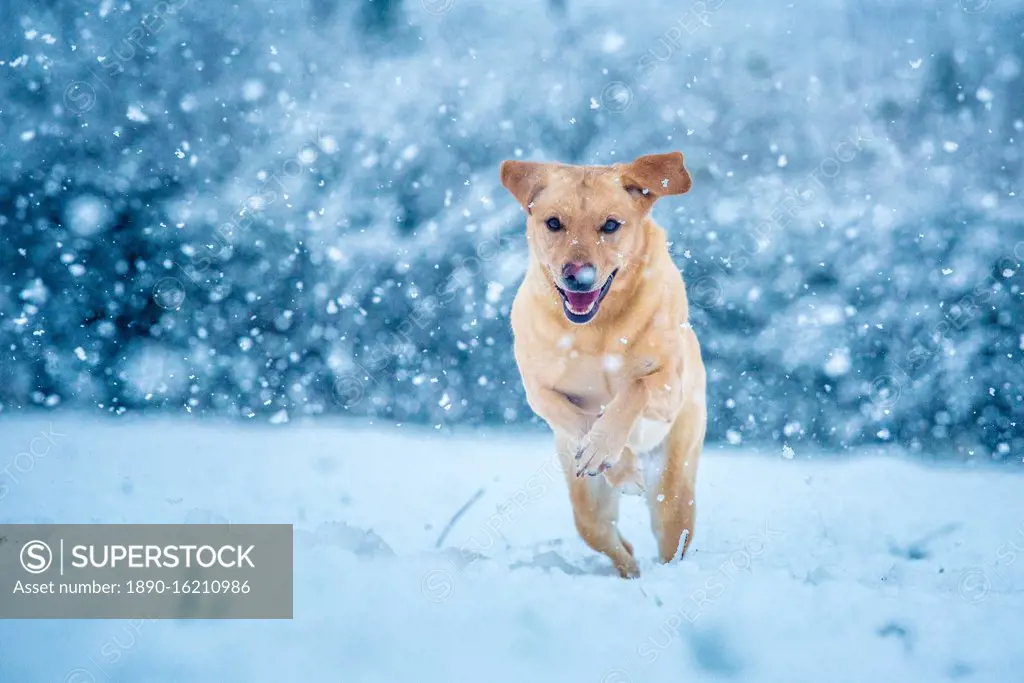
[602,449,646,492]
[574,428,627,478]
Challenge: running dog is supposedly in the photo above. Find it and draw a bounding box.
[502,152,706,578]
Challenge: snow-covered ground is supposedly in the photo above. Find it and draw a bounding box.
[0,415,1021,682]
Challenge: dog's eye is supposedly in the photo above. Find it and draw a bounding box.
[545,217,563,232]
[601,219,622,234]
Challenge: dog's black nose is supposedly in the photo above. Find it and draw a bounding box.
[562,263,598,291]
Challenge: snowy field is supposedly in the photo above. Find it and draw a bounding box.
[0,416,1021,682]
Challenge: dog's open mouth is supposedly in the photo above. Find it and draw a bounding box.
[556,269,618,324]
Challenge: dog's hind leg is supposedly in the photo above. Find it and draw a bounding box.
[557,436,639,578]
[647,407,704,563]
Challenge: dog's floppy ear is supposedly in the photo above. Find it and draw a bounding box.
[619,152,692,212]
[500,160,547,213]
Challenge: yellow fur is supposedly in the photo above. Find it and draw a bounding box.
[501,152,707,578]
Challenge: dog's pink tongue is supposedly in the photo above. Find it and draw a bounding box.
[565,290,600,313]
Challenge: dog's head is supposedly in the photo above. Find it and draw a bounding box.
[500,152,691,324]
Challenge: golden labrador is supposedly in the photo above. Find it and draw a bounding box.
[501,152,706,578]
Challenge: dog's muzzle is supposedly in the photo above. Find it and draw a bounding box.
[555,268,618,324]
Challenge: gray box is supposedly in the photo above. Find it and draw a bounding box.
[0,524,293,619]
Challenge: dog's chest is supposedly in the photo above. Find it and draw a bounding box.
[540,342,635,413]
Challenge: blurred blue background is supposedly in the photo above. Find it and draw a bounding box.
[1,0,1022,460]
